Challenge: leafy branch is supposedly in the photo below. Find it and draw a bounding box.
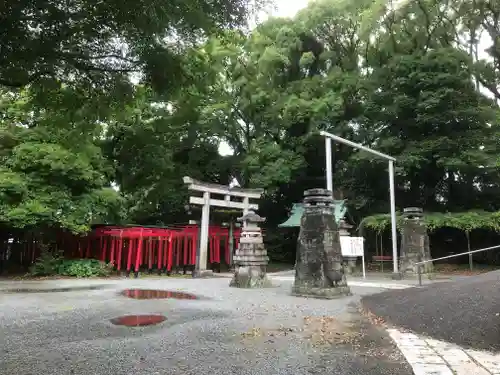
[360,211,500,234]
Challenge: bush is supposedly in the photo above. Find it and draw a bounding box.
[29,250,113,277]
[29,250,63,276]
[58,259,113,277]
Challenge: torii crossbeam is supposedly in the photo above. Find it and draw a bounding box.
[183,177,264,277]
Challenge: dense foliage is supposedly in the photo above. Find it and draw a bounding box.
[1,0,500,261]
[29,250,113,277]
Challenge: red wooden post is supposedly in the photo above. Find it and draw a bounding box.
[224,234,230,265]
[126,239,134,272]
[167,235,173,271]
[109,238,115,265]
[148,239,154,270]
[135,237,143,273]
[101,236,107,262]
[158,238,163,270]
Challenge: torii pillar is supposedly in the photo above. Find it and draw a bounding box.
[183,177,264,277]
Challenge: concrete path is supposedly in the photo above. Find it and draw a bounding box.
[361,270,500,351]
[362,270,500,375]
[0,277,411,375]
[388,328,500,375]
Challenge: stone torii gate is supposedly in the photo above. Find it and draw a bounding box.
[183,177,264,277]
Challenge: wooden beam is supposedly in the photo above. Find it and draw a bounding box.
[183,176,263,199]
[189,196,258,210]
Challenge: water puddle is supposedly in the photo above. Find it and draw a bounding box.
[3,285,108,294]
[110,314,166,327]
[121,289,199,300]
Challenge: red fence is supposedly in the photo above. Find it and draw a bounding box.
[0,224,242,275]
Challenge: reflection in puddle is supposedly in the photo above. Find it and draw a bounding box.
[110,314,167,327]
[121,289,199,300]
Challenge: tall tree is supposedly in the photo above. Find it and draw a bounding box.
[1,0,261,92]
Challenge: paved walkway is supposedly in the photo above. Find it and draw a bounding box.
[359,271,500,375]
[388,328,500,375]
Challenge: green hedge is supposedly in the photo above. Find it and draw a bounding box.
[360,211,500,234]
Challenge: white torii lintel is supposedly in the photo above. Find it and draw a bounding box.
[319,131,399,275]
[183,176,264,275]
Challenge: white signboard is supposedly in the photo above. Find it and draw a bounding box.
[340,237,364,257]
[340,236,366,279]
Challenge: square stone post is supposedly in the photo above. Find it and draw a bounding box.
[398,207,433,279]
[292,189,351,299]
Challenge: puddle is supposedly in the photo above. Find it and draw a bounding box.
[3,285,109,294]
[121,289,199,300]
[110,314,167,327]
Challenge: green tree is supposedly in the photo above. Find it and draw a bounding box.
[0,89,122,234]
[1,0,260,92]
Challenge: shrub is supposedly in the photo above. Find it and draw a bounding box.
[29,250,63,276]
[29,250,113,277]
[57,259,113,277]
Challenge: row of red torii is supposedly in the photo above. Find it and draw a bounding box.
[87,224,244,275]
[78,177,264,276]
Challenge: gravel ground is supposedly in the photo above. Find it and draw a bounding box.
[0,277,412,375]
[362,269,500,351]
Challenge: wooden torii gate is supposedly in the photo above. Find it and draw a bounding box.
[183,177,264,277]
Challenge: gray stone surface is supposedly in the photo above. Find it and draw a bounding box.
[0,277,412,375]
[361,269,500,351]
[293,189,351,298]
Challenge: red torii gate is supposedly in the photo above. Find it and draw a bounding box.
[86,224,242,276]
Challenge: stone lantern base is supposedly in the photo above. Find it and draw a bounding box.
[229,264,272,288]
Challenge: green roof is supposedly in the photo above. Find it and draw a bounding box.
[278,200,347,227]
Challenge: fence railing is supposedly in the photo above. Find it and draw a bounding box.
[415,244,500,286]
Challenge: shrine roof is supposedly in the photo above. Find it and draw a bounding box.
[278,200,347,227]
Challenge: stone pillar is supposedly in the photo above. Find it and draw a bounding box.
[399,207,433,277]
[339,219,356,275]
[229,211,271,288]
[193,191,213,278]
[292,189,351,299]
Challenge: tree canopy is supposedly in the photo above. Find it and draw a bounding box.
[1,0,500,258]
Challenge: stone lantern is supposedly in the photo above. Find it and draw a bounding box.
[229,211,271,288]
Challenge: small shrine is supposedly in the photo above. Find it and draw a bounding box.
[229,211,271,288]
[278,199,348,228]
[292,189,351,299]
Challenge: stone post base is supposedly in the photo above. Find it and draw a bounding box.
[192,269,214,278]
[344,257,357,275]
[229,265,272,288]
[291,283,351,299]
[392,268,435,280]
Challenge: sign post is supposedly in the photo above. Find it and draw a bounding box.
[340,236,366,279]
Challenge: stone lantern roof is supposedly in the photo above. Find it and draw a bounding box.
[237,210,266,224]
